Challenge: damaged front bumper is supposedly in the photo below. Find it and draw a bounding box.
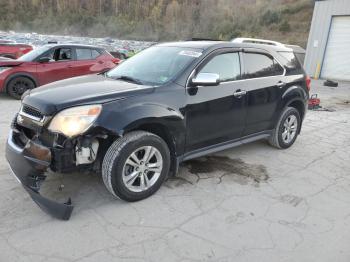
[5,129,74,220]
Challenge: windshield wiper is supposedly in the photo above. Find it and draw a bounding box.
[113,75,144,85]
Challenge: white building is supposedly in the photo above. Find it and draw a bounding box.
[305,0,350,81]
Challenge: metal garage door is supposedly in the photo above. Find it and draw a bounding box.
[321,16,350,81]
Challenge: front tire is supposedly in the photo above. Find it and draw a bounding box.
[269,107,301,149]
[102,131,170,202]
[7,76,35,100]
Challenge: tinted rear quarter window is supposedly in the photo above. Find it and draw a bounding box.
[278,51,303,74]
[243,53,284,79]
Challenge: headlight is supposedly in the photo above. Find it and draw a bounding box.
[48,105,102,138]
[0,67,11,74]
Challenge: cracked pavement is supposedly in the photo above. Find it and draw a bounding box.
[0,80,349,262]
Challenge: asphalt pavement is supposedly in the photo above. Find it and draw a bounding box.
[0,79,349,262]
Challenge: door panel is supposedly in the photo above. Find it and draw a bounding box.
[185,83,246,152]
[36,61,73,86]
[239,76,283,135]
[36,47,74,86]
[241,52,285,136]
[185,51,246,152]
[69,48,100,77]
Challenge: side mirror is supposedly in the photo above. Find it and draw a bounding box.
[191,73,220,86]
[38,57,51,63]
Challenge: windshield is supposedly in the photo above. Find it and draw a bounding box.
[17,46,51,62]
[106,46,202,85]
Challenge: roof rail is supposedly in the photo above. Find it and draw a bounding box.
[189,38,222,42]
[231,37,285,47]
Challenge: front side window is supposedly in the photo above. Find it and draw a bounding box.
[243,53,284,79]
[107,46,201,85]
[199,52,241,82]
[57,48,72,61]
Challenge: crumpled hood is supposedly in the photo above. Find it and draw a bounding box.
[22,74,154,115]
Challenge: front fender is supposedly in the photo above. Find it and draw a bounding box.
[95,100,186,155]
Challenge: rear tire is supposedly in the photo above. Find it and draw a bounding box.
[7,76,35,100]
[269,107,301,149]
[102,131,170,202]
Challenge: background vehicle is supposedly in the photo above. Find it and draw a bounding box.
[0,44,120,99]
[0,43,33,59]
[6,40,309,219]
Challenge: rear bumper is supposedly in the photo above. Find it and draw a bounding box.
[6,129,73,220]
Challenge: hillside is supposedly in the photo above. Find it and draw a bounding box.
[0,0,314,47]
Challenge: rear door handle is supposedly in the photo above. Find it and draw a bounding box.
[276,81,286,88]
[233,90,247,97]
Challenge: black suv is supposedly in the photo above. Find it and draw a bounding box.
[6,40,310,219]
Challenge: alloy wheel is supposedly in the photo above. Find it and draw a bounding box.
[122,146,163,192]
[282,115,298,144]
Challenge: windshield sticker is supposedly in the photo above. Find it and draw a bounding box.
[179,50,202,58]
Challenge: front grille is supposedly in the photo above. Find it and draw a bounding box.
[21,105,43,120]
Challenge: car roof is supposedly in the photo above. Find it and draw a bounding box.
[41,44,103,49]
[156,41,293,52]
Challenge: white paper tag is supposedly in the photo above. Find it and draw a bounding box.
[179,50,202,58]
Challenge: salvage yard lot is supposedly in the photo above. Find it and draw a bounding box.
[0,80,349,262]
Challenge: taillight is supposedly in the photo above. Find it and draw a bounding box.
[306,75,311,91]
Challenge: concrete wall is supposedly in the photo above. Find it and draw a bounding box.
[304,0,350,78]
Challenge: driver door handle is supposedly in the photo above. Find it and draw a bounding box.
[233,90,247,98]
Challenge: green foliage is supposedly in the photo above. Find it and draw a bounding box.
[279,20,291,33]
[0,0,313,47]
[260,10,281,26]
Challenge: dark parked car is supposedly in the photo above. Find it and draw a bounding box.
[6,40,310,219]
[0,44,120,99]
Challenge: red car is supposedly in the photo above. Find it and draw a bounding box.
[0,44,120,99]
[0,43,33,59]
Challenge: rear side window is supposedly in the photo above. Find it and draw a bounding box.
[279,51,304,68]
[76,48,101,60]
[243,53,284,79]
[91,49,101,59]
[200,52,241,82]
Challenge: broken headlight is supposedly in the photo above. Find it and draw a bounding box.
[48,105,102,138]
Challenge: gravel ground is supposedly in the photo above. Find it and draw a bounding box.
[0,79,349,262]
